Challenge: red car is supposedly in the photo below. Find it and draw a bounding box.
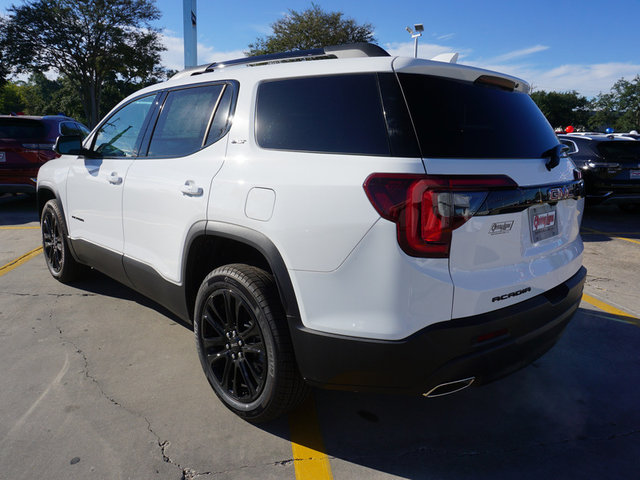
[0,115,90,194]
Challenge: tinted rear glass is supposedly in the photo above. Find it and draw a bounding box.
[0,119,46,140]
[597,141,640,160]
[398,74,558,158]
[256,74,390,155]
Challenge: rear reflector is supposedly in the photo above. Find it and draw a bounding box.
[364,174,518,257]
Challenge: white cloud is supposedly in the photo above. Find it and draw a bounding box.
[466,60,640,97]
[436,33,455,41]
[160,32,245,71]
[486,45,549,64]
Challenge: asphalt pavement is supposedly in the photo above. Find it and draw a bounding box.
[1,193,638,480]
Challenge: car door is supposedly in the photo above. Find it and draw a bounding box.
[122,82,235,295]
[65,93,159,282]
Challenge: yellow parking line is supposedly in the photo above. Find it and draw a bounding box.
[0,246,43,277]
[582,293,639,327]
[289,395,333,480]
[0,226,40,230]
[581,227,640,245]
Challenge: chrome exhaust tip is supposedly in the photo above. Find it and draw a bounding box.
[423,377,475,398]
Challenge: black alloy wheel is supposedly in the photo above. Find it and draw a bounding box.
[201,287,268,403]
[194,264,308,422]
[40,199,83,282]
[42,206,63,275]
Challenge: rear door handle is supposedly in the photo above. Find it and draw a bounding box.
[181,180,203,197]
[108,171,122,185]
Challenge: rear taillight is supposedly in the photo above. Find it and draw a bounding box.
[363,174,518,258]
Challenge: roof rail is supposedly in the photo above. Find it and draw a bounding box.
[207,43,389,72]
[170,43,390,80]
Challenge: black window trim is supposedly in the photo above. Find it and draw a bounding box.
[140,79,239,160]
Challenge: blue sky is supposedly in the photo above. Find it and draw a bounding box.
[3,0,640,97]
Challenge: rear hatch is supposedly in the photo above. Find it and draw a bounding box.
[393,59,584,319]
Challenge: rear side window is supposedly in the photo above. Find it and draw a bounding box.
[0,119,45,140]
[398,74,559,159]
[147,84,226,157]
[256,74,390,155]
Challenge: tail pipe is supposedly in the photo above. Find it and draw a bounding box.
[423,377,475,398]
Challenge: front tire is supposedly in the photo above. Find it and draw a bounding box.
[41,199,84,282]
[194,264,308,422]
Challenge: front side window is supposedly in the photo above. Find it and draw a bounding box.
[147,84,225,157]
[93,95,157,157]
[256,74,390,155]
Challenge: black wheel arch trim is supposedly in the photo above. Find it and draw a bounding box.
[37,186,82,264]
[203,221,302,324]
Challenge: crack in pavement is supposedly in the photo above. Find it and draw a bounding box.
[43,293,297,479]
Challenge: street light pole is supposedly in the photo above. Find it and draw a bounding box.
[406,23,424,58]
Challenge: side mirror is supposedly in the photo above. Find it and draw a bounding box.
[54,135,99,157]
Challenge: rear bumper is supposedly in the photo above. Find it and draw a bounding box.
[290,266,586,394]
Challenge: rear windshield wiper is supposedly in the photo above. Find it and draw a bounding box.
[542,144,568,171]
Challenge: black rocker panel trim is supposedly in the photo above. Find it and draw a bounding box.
[67,221,300,328]
[122,220,208,322]
[70,238,133,288]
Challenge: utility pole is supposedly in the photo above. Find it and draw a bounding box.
[183,0,197,68]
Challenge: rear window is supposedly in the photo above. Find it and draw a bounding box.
[398,74,558,159]
[256,74,390,155]
[597,141,640,160]
[0,119,46,140]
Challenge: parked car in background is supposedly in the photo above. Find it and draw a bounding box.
[559,133,640,210]
[0,115,90,194]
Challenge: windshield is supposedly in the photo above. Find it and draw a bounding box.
[398,73,559,159]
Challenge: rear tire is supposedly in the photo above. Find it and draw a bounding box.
[41,199,84,282]
[194,264,308,422]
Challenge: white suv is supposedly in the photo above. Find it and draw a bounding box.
[37,43,586,422]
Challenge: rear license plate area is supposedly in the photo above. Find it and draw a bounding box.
[529,204,558,242]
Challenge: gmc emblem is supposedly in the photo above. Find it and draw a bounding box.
[548,186,571,201]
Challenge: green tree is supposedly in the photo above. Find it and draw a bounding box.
[247,3,375,56]
[1,0,165,127]
[611,76,640,131]
[0,82,28,114]
[588,76,640,132]
[530,90,589,130]
[588,91,618,132]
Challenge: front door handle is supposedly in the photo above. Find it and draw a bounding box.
[108,171,122,185]
[181,180,203,197]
